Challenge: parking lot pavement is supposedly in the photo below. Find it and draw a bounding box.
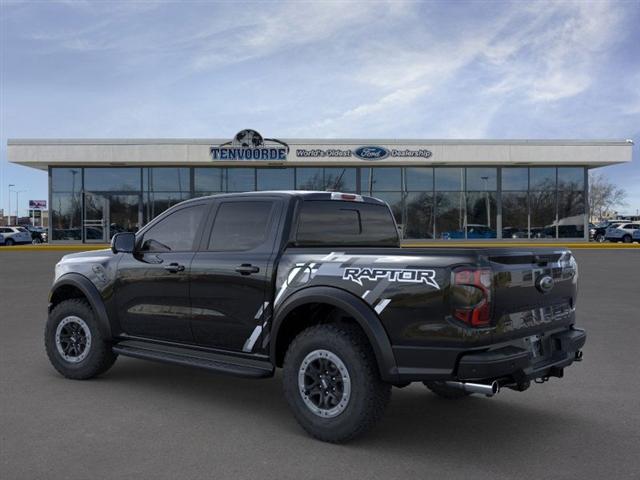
[1,250,639,480]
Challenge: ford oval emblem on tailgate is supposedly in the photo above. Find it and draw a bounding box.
[536,275,554,293]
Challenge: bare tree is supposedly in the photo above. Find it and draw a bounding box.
[589,172,627,221]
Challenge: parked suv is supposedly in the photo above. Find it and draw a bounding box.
[21,225,48,244]
[0,226,32,246]
[605,223,640,243]
[591,221,625,242]
[45,191,585,442]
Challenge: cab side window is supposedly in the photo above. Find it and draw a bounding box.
[208,201,274,251]
[140,204,206,252]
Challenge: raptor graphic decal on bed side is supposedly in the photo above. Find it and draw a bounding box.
[342,267,439,289]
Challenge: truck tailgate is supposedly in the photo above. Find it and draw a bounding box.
[486,250,578,339]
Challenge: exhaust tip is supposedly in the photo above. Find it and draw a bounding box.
[489,380,500,396]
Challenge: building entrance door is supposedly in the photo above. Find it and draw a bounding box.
[84,193,108,242]
[84,193,142,243]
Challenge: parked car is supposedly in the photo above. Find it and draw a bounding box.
[591,220,626,242]
[605,223,640,243]
[501,227,528,239]
[21,225,48,244]
[45,191,585,443]
[441,224,496,239]
[0,226,32,246]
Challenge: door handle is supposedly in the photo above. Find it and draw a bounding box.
[235,264,260,275]
[164,262,185,273]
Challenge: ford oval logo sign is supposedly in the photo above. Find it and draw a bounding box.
[354,146,389,160]
[536,275,554,294]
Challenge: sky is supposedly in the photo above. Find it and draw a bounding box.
[1,0,639,216]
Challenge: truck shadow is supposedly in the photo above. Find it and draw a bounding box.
[108,356,587,456]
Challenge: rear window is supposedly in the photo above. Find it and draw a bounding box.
[295,200,399,247]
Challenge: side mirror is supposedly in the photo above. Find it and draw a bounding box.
[111,232,136,254]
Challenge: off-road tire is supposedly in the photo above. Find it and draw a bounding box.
[45,299,117,379]
[424,381,472,399]
[283,324,391,443]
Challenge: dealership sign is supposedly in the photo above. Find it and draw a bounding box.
[296,146,433,160]
[211,129,289,161]
[211,131,433,162]
[29,200,47,209]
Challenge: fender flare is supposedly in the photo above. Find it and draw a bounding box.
[49,273,112,339]
[270,286,398,383]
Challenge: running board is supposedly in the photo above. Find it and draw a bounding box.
[113,340,274,378]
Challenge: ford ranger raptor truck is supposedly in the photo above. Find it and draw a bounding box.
[45,191,586,443]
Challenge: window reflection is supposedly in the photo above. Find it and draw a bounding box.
[530,190,556,238]
[296,168,324,190]
[557,167,584,190]
[435,168,464,191]
[194,168,224,192]
[435,192,465,239]
[529,168,556,190]
[85,168,141,191]
[145,168,190,192]
[466,168,497,191]
[557,191,585,238]
[502,192,528,239]
[404,192,434,239]
[362,168,402,192]
[51,193,81,240]
[466,192,497,238]
[257,168,294,190]
[51,168,82,193]
[324,168,356,192]
[405,168,433,191]
[502,168,528,190]
[227,168,256,192]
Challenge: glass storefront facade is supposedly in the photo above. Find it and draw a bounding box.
[49,166,588,242]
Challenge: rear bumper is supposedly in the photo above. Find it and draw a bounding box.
[392,327,586,383]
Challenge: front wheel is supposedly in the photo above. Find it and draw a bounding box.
[45,299,117,379]
[595,233,605,243]
[283,324,391,443]
[622,234,632,243]
[32,237,42,244]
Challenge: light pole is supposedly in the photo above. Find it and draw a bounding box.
[8,184,15,225]
[15,190,26,224]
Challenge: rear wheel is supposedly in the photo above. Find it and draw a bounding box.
[283,324,391,443]
[424,381,472,399]
[45,299,117,379]
[5,238,14,246]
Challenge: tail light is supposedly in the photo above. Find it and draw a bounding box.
[450,267,492,327]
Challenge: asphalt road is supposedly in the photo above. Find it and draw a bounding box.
[1,249,639,479]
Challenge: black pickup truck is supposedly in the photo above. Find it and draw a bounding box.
[46,191,585,442]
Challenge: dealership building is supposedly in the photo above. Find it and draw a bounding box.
[7,131,633,243]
